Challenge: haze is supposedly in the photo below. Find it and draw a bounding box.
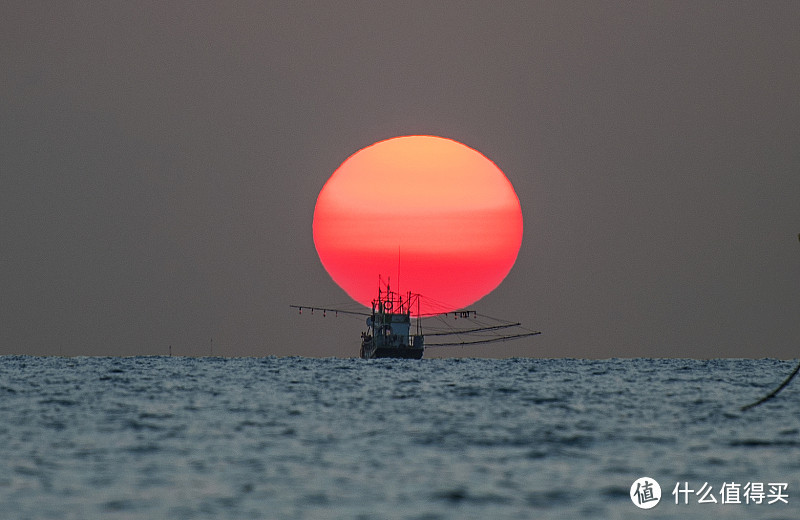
[2,3,798,358]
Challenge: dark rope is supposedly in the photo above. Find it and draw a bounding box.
[741,234,800,411]
[741,360,800,411]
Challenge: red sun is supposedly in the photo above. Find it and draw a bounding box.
[313,135,523,314]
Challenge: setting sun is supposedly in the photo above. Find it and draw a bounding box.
[313,135,522,313]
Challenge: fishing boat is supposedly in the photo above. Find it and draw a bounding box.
[291,279,540,359]
[359,284,424,359]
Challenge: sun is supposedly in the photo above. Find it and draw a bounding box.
[313,135,523,314]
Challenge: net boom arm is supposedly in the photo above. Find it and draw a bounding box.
[427,331,541,347]
[425,322,527,336]
[289,305,371,317]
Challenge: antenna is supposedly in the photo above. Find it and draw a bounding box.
[397,245,401,299]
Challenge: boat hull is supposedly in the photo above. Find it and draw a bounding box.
[360,343,424,360]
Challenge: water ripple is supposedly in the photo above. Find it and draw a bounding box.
[0,356,797,519]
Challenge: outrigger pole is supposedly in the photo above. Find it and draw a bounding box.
[427,331,542,348]
[426,322,531,337]
[289,305,370,317]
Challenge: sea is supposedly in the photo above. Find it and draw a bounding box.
[0,356,797,520]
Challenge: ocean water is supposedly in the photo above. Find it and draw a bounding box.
[0,356,797,520]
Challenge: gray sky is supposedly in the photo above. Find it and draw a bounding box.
[2,2,798,358]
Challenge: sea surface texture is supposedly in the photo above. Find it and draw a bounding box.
[0,356,797,519]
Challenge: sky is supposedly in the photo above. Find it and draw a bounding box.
[2,2,799,358]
